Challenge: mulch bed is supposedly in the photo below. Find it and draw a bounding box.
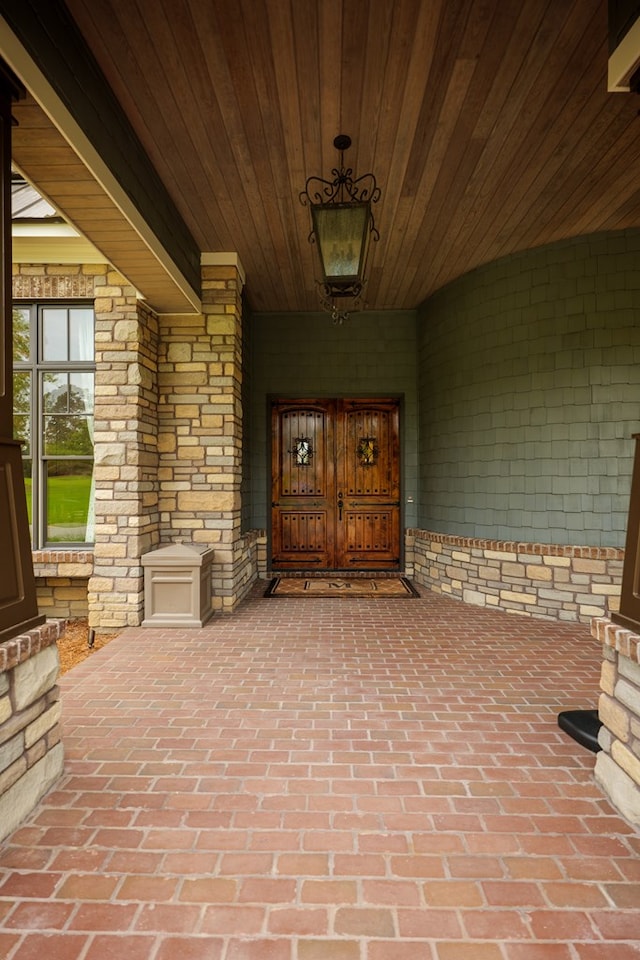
[57,618,120,675]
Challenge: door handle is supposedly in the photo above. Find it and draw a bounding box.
[337,492,344,520]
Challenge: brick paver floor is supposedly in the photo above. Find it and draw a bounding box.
[1,584,639,959]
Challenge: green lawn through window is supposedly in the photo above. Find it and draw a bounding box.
[24,475,93,540]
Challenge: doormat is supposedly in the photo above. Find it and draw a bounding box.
[264,577,419,598]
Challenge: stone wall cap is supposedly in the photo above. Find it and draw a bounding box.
[142,542,214,566]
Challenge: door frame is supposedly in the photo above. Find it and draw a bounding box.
[268,394,404,573]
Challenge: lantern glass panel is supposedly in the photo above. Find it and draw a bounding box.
[312,202,370,281]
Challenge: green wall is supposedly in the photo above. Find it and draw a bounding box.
[248,311,418,532]
[417,230,640,547]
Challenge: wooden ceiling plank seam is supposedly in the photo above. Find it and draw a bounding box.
[389,51,486,311]
[237,0,309,310]
[166,5,267,263]
[348,0,399,307]
[196,1,286,308]
[488,45,622,259]
[388,2,523,304]
[372,0,443,307]
[515,95,637,249]
[316,0,341,182]
[430,72,620,294]
[380,1,476,306]
[178,0,282,309]
[400,0,474,199]
[416,1,554,293]
[438,2,611,298]
[267,1,319,310]
[338,0,370,166]
[76,0,253,287]
[435,1,599,275]
[474,6,607,248]
[546,127,640,238]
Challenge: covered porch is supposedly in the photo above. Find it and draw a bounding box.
[1,585,639,959]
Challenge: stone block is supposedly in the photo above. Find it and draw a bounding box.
[579,605,606,618]
[114,319,140,341]
[500,590,536,605]
[598,724,613,752]
[619,656,640,688]
[0,733,23,775]
[611,739,640,787]
[25,703,62,749]
[543,555,571,567]
[614,678,640,716]
[463,588,487,606]
[95,443,127,466]
[0,695,11,724]
[599,659,616,696]
[0,755,27,794]
[13,647,60,712]
[573,558,607,574]
[598,692,630,741]
[168,343,192,362]
[0,743,64,843]
[592,583,623,595]
[177,491,238,512]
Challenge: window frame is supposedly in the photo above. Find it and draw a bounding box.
[13,300,96,549]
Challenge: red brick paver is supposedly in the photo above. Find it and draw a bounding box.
[1,585,639,959]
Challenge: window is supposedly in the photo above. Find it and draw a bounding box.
[13,303,95,547]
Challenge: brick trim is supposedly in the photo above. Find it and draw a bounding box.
[592,616,640,664]
[0,620,63,672]
[407,529,623,560]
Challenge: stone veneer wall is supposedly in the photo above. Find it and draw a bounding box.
[0,621,65,842]
[407,529,622,623]
[15,261,261,628]
[32,551,93,618]
[13,266,109,624]
[592,617,640,825]
[158,259,255,612]
[88,281,161,630]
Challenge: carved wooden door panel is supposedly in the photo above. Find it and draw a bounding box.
[271,398,400,570]
[271,400,336,568]
[336,398,401,568]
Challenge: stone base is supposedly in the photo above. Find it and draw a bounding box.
[595,751,640,825]
[0,743,64,842]
[591,616,640,826]
[0,619,65,843]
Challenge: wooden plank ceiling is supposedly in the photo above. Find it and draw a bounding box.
[18,0,640,313]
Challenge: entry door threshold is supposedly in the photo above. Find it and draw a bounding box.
[268,570,404,579]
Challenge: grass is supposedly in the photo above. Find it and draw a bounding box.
[24,474,92,537]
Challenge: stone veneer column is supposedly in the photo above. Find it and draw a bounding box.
[87,273,159,630]
[592,617,640,825]
[158,255,247,611]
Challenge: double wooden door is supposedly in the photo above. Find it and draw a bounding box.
[271,398,401,570]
